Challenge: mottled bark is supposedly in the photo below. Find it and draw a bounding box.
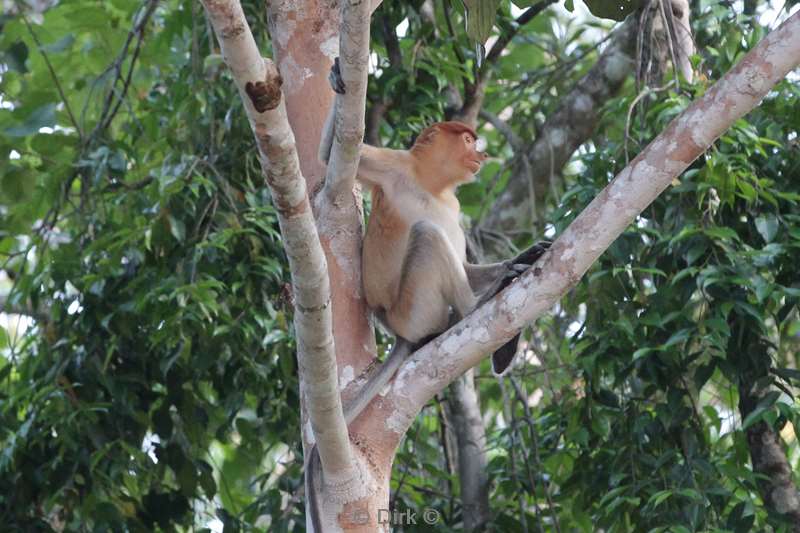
[266,0,376,431]
[200,0,354,495]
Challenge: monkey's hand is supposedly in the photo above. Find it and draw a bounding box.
[503,240,551,276]
[329,57,347,95]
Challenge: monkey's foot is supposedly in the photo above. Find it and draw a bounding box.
[512,241,551,266]
[329,57,346,94]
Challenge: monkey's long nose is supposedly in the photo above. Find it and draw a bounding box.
[479,151,489,160]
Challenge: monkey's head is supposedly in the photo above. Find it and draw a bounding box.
[411,121,488,187]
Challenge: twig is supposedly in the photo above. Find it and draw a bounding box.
[17,9,82,138]
[623,80,675,164]
[443,0,466,66]
[657,0,681,85]
[485,0,557,65]
[92,0,159,138]
[510,377,562,533]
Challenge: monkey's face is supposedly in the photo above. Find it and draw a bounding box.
[457,132,488,180]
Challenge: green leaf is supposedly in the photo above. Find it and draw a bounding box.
[583,0,642,21]
[704,226,739,241]
[772,367,800,383]
[633,347,656,360]
[741,391,781,430]
[168,215,186,243]
[755,214,779,243]
[462,0,502,44]
[4,104,57,137]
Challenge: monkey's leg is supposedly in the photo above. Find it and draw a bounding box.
[387,220,477,342]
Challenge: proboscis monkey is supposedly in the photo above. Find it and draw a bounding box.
[307,59,549,531]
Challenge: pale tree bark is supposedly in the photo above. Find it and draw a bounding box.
[199,1,357,529]
[263,1,383,530]
[265,0,376,396]
[445,373,491,530]
[202,0,352,473]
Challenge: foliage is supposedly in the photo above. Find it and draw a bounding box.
[1,0,301,530]
[469,11,800,533]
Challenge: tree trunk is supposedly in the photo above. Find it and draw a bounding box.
[738,384,800,531]
[446,370,491,530]
[266,0,376,380]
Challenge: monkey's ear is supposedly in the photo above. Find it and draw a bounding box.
[410,125,440,150]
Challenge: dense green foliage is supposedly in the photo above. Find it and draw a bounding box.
[1,1,303,529]
[1,0,799,531]
[546,49,800,533]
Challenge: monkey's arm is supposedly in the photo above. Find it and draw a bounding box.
[319,58,406,190]
[319,102,404,189]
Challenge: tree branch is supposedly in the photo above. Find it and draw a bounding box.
[480,17,638,240]
[322,0,371,202]
[200,0,352,482]
[372,10,800,442]
[484,0,557,66]
[18,9,81,138]
[91,0,158,138]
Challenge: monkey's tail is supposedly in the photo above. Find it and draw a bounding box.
[307,446,322,532]
[307,337,414,530]
[342,338,414,425]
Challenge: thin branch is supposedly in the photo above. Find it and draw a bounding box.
[321,0,371,202]
[92,0,158,138]
[200,0,350,486]
[479,109,523,150]
[382,15,403,69]
[624,80,675,163]
[510,377,562,533]
[101,175,155,193]
[18,9,81,138]
[485,0,557,65]
[657,0,681,85]
[443,0,467,66]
